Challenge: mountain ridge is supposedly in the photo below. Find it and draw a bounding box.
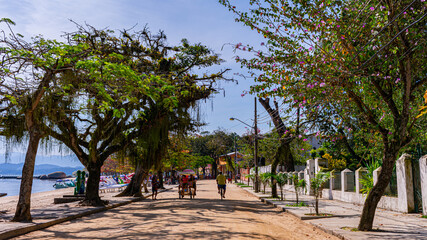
[0,163,83,176]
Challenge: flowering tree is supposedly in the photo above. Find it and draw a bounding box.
[220,0,426,230]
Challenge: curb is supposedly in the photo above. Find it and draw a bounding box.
[0,187,172,240]
[235,184,347,240]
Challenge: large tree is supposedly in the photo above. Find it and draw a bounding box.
[220,0,426,230]
[111,30,228,197]
[41,25,172,205]
[0,18,92,221]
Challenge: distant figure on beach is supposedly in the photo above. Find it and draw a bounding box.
[152,174,159,200]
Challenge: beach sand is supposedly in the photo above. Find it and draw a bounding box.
[0,188,74,215]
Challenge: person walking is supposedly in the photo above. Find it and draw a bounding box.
[152,174,159,200]
[216,171,227,198]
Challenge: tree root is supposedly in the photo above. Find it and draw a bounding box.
[79,198,109,206]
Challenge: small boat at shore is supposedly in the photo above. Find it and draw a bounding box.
[53,179,76,189]
[0,193,6,197]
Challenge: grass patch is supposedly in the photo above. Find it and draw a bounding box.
[286,202,308,207]
[236,183,245,186]
[341,227,359,232]
[239,185,251,188]
[422,215,427,219]
[304,213,333,217]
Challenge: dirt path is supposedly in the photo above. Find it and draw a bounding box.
[13,180,339,240]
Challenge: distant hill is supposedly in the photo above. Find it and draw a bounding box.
[0,152,83,167]
[0,163,83,176]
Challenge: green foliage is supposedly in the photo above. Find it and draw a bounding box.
[286,202,308,207]
[0,18,15,25]
[260,172,273,193]
[323,153,346,171]
[291,138,312,165]
[360,160,382,196]
[310,149,317,159]
[258,132,280,165]
[310,171,330,196]
[310,170,330,215]
[274,172,288,200]
[317,148,326,158]
[292,174,306,204]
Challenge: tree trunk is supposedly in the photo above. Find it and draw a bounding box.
[82,162,105,206]
[12,129,42,222]
[157,170,164,189]
[117,164,146,197]
[143,174,149,193]
[271,142,294,198]
[212,160,218,178]
[358,151,396,230]
[259,98,295,197]
[280,186,283,201]
[315,197,319,215]
[295,188,299,204]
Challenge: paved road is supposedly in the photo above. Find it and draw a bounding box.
[13,180,338,240]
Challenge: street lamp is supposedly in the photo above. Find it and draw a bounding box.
[230,115,260,193]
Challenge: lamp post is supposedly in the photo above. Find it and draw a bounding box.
[232,133,238,183]
[230,97,260,192]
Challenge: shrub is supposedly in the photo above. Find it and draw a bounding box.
[323,153,346,170]
[310,149,317,159]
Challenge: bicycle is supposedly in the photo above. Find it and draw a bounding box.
[218,185,225,200]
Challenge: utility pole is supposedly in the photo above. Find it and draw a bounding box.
[254,97,259,193]
[234,133,238,183]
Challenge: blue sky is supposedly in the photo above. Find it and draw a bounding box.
[0,0,275,153]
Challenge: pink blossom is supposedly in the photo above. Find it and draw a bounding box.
[370,7,375,11]
[303,139,308,141]
[320,82,326,87]
[298,135,302,138]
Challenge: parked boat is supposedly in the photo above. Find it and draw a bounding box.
[0,193,7,197]
[53,179,76,189]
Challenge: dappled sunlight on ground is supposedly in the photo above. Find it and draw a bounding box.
[13,180,338,240]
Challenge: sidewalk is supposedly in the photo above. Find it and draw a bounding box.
[0,186,173,240]
[237,183,427,240]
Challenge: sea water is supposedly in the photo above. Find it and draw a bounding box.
[0,178,58,196]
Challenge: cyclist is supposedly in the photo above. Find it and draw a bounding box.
[216,171,227,198]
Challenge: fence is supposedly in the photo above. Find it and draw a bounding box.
[277,154,427,215]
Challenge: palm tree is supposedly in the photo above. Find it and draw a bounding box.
[310,171,330,215]
[292,174,306,205]
[245,173,254,186]
[274,173,288,200]
[260,172,273,194]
